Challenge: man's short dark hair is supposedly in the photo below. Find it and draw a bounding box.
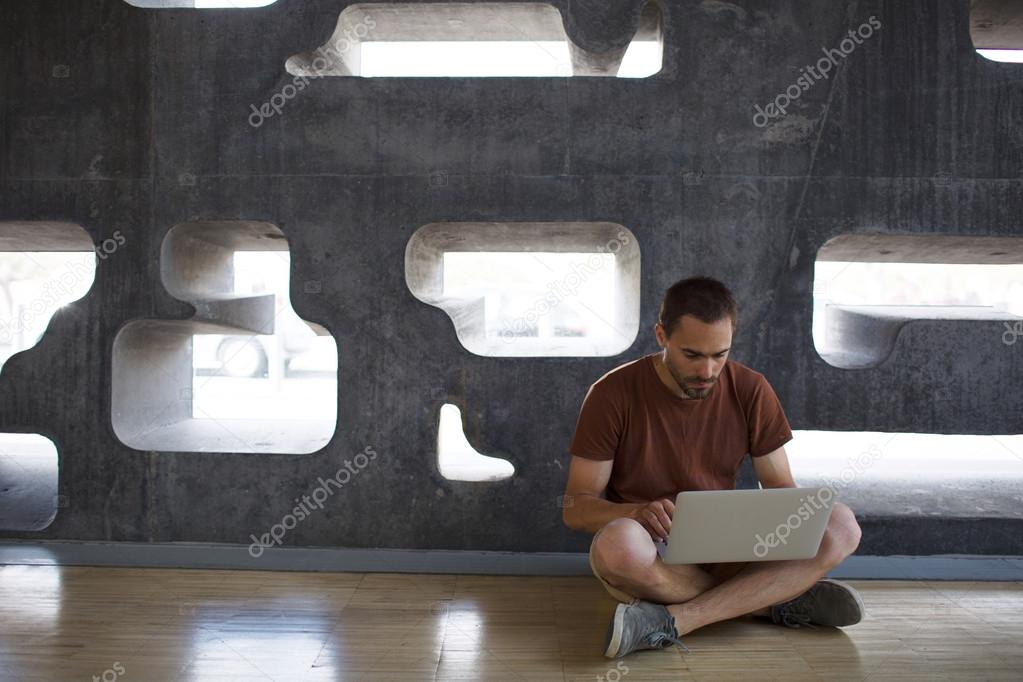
[658,276,738,337]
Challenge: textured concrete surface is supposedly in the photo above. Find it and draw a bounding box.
[1,0,1022,556]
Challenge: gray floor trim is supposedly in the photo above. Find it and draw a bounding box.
[1,541,1022,580]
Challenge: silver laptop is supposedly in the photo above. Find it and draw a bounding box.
[663,488,835,564]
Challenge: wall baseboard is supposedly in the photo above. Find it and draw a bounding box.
[1,540,1022,580]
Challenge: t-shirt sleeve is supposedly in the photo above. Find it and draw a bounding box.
[747,374,794,457]
[568,380,623,461]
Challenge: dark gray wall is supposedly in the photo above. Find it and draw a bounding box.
[1,0,1021,555]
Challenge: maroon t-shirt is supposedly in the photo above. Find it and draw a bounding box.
[569,352,793,503]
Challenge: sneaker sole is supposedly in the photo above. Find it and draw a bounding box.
[603,602,629,658]
[818,578,866,626]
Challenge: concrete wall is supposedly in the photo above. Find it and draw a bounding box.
[1,0,1021,555]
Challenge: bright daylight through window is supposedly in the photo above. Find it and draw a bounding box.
[191,251,337,422]
[287,2,663,78]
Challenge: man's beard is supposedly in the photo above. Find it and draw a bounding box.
[666,361,717,399]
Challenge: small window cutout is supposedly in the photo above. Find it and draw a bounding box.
[123,0,277,8]
[971,0,1023,62]
[406,222,640,357]
[437,403,514,482]
[788,430,1023,519]
[443,251,616,342]
[0,433,60,531]
[976,49,1023,62]
[360,41,574,78]
[0,222,96,373]
[812,234,1023,368]
[112,221,337,454]
[286,2,663,78]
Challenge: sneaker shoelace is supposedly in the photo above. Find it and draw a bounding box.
[776,604,818,629]
[645,614,691,653]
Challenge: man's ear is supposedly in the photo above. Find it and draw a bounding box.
[653,322,663,346]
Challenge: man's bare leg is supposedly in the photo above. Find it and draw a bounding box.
[591,503,862,633]
[668,503,861,634]
[591,519,768,616]
[669,543,844,633]
[658,559,776,619]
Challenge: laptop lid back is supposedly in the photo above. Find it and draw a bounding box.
[664,488,835,564]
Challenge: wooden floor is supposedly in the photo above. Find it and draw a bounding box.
[0,565,1020,681]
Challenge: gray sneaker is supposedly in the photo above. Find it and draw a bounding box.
[603,599,690,658]
[770,578,866,628]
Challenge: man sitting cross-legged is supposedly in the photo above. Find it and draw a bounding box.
[561,276,864,658]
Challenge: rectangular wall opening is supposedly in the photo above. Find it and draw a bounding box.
[287,2,663,78]
[971,0,1023,62]
[813,234,1023,368]
[112,221,337,454]
[406,222,640,357]
[787,430,1023,520]
[124,1,277,8]
[0,433,60,531]
[442,251,616,343]
[1,222,97,373]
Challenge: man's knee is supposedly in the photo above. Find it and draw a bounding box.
[591,517,657,581]
[817,502,861,567]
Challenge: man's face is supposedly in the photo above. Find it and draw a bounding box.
[654,315,733,399]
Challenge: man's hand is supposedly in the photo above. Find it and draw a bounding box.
[631,497,675,543]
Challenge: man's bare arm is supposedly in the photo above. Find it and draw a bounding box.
[561,455,644,534]
[753,445,798,489]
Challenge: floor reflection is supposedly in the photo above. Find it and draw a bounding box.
[0,565,1019,680]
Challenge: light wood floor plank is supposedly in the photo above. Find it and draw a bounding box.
[1,565,1020,680]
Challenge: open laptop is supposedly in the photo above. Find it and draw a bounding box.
[663,487,835,564]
